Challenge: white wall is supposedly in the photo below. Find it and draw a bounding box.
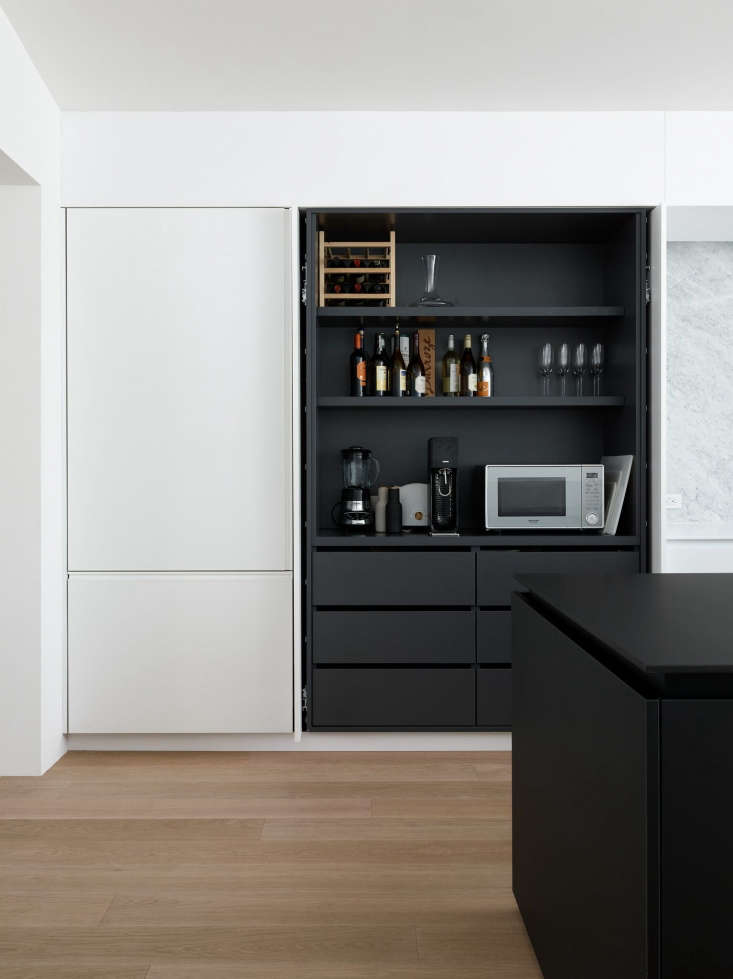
[0,186,42,773]
[0,7,64,774]
[62,111,665,206]
[666,114,733,206]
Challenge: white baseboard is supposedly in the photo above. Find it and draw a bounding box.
[65,732,511,752]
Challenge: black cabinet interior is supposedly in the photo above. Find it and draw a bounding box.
[302,208,648,731]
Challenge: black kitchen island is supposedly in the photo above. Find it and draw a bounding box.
[513,573,733,979]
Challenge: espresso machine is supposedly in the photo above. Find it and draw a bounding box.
[332,447,381,532]
[428,437,458,535]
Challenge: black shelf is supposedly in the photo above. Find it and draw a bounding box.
[318,305,624,322]
[318,396,624,408]
[313,531,641,549]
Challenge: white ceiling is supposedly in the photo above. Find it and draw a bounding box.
[4,0,733,111]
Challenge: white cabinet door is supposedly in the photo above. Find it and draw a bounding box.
[68,573,293,733]
[67,208,291,571]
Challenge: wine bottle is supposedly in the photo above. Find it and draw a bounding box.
[459,334,477,397]
[407,330,426,397]
[371,332,389,397]
[350,328,367,397]
[442,334,459,397]
[477,333,494,398]
[390,324,407,397]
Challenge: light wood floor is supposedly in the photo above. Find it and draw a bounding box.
[0,751,541,978]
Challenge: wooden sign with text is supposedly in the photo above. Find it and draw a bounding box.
[418,328,436,397]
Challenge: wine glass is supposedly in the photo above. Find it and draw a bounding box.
[590,342,605,397]
[556,342,570,397]
[538,342,554,396]
[572,342,586,397]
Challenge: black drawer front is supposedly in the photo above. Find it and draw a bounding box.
[477,610,513,664]
[477,550,639,607]
[312,667,475,727]
[314,610,474,665]
[313,551,474,606]
[477,667,512,727]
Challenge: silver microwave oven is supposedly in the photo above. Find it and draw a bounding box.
[484,464,604,531]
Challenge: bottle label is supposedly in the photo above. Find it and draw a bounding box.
[356,362,367,386]
[443,363,458,394]
[414,375,426,395]
[399,369,407,392]
[376,365,387,392]
[468,373,477,392]
[478,380,491,397]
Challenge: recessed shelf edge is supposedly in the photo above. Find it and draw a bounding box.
[317,396,625,408]
[317,305,625,319]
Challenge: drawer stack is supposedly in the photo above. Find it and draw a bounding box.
[312,551,476,728]
[309,547,638,730]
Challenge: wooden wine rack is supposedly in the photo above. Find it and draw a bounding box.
[318,230,396,307]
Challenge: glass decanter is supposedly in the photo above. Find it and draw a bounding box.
[410,254,453,307]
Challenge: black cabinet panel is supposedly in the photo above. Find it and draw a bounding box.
[477,667,512,726]
[314,610,474,665]
[477,610,512,664]
[512,594,654,979]
[313,551,474,606]
[478,549,638,606]
[312,667,475,727]
[661,699,733,979]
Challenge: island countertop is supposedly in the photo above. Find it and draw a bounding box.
[517,572,733,681]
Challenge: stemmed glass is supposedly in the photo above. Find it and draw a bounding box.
[538,342,554,396]
[572,342,587,397]
[556,342,570,397]
[590,342,605,397]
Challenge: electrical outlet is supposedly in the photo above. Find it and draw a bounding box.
[665,494,682,509]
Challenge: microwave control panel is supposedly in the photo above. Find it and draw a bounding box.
[581,465,605,528]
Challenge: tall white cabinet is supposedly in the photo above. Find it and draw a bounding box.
[66,208,293,733]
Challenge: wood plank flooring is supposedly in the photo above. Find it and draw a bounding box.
[0,751,541,978]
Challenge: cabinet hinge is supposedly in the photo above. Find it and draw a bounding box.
[645,265,651,305]
[301,261,308,305]
[301,687,308,716]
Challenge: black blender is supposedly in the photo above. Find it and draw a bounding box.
[332,447,381,533]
